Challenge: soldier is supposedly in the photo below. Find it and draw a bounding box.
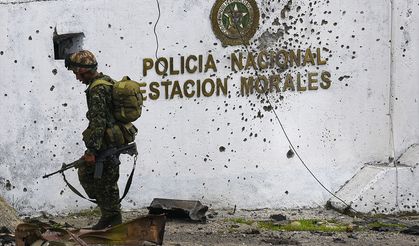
[64,50,122,230]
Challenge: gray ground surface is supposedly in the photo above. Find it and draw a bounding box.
[40,208,419,246]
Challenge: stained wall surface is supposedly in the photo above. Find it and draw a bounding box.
[0,0,417,215]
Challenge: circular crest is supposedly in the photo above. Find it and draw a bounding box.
[210,0,260,46]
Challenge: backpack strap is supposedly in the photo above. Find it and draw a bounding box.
[88,79,113,91]
[87,79,115,127]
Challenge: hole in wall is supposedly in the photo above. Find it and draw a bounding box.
[53,29,85,60]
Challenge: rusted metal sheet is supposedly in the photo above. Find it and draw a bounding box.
[148,198,208,221]
[15,214,166,246]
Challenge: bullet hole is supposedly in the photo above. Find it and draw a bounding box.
[224,165,228,168]
[285,190,289,195]
[120,36,124,40]
[204,158,208,162]
[14,60,17,63]
[23,188,27,192]
[400,26,404,30]
[4,94,7,97]
[287,149,294,159]
[338,75,351,81]
[28,36,32,40]
[5,180,12,191]
[0,51,3,55]
[219,146,226,152]
[263,105,272,112]
[52,69,57,75]
[62,103,68,107]
[36,30,39,33]
[50,85,55,91]
[108,24,112,28]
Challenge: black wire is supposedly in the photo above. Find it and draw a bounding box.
[153,0,161,61]
[153,0,168,73]
[225,5,357,213]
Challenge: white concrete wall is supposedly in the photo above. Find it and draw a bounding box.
[0,0,417,215]
[392,0,419,158]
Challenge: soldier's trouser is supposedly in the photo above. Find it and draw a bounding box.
[78,158,121,218]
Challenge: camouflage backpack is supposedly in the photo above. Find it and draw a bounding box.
[89,76,143,123]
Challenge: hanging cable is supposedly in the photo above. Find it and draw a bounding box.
[153,0,168,73]
[153,0,161,61]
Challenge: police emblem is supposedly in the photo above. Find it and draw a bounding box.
[210,0,260,46]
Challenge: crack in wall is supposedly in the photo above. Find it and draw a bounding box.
[0,0,61,5]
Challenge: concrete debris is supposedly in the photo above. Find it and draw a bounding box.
[148,198,208,221]
[270,214,287,221]
[0,226,15,245]
[0,196,23,233]
[261,237,301,245]
[14,215,166,246]
[401,225,419,235]
[332,237,346,243]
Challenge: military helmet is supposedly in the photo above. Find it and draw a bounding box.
[65,50,98,72]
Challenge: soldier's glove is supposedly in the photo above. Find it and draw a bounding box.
[82,153,96,165]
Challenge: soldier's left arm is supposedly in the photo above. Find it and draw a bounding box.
[84,85,109,154]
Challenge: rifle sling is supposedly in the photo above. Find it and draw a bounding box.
[62,155,137,204]
[62,172,97,204]
[120,155,137,202]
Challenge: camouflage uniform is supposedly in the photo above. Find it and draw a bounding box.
[65,50,121,225]
[78,74,121,219]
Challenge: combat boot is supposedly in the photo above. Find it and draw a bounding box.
[91,213,122,230]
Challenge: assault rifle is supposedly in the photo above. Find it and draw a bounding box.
[42,142,138,179]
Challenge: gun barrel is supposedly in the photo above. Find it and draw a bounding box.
[42,165,70,179]
[42,170,62,179]
[42,159,84,179]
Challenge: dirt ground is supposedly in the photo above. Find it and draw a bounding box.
[36,207,419,246]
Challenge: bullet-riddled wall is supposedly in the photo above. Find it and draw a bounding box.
[0,0,418,215]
